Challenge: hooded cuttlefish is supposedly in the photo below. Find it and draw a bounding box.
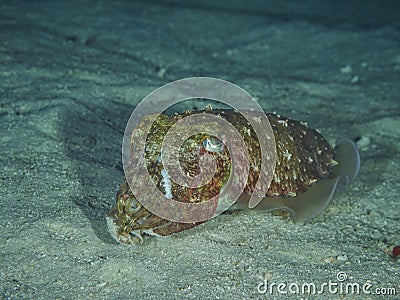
[107,108,360,245]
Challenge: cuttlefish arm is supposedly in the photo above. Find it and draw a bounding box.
[249,138,360,223]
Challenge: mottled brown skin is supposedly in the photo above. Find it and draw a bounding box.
[267,113,334,196]
[107,109,336,244]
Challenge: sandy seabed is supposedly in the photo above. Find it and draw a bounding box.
[1,1,399,299]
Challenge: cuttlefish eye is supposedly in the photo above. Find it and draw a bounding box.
[202,137,224,153]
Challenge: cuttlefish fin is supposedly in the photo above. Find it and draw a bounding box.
[254,176,340,223]
[248,137,360,223]
[331,137,361,192]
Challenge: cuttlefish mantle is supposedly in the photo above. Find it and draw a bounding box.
[244,137,360,223]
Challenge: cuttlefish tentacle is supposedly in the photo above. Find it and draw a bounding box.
[248,137,360,223]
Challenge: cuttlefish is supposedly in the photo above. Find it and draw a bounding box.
[107,109,360,245]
